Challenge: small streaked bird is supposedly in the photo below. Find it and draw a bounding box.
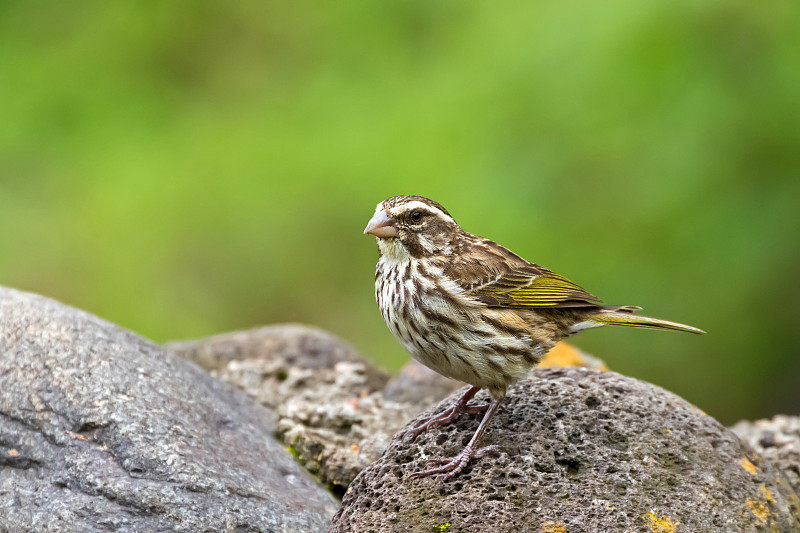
[364,195,704,480]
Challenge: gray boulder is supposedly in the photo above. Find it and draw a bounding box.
[330,367,800,533]
[0,287,337,533]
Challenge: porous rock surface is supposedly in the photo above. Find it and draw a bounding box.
[0,288,337,533]
[330,367,800,533]
[733,415,800,494]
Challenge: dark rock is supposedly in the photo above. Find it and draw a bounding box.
[0,288,337,533]
[330,367,800,533]
[733,415,800,494]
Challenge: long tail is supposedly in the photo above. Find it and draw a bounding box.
[590,306,705,334]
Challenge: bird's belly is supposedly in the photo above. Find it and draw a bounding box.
[376,268,542,392]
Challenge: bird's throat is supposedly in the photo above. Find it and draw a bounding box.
[377,237,412,263]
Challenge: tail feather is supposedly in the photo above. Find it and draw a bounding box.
[591,307,705,335]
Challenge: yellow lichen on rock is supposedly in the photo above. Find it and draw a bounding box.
[539,522,568,533]
[688,404,707,416]
[761,484,776,504]
[788,490,800,520]
[538,342,608,371]
[643,511,678,532]
[740,457,758,475]
[746,500,769,523]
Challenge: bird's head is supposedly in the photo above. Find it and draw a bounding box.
[364,195,461,258]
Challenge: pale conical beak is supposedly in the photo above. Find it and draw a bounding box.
[363,209,398,238]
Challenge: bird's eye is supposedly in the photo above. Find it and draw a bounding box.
[410,211,423,223]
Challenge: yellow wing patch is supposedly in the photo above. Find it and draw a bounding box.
[475,271,601,308]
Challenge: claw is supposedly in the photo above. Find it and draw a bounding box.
[474,445,501,458]
[407,397,505,481]
[409,443,502,480]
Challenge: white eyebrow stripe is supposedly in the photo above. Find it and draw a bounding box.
[393,200,454,223]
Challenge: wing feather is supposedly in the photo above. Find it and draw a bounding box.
[445,236,602,309]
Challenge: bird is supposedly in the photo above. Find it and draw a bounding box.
[363,195,704,480]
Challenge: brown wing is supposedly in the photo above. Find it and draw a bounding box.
[445,236,602,308]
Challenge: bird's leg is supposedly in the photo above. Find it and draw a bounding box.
[408,396,503,480]
[401,386,486,442]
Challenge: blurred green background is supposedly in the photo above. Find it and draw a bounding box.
[1,1,798,424]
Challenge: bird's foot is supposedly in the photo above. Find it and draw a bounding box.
[400,386,485,442]
[402,403,489,441]
[408,444,502,481]
[401,401,488,442]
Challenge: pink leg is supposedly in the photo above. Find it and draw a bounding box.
[408,396,503,480]
[401,386,487,442]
